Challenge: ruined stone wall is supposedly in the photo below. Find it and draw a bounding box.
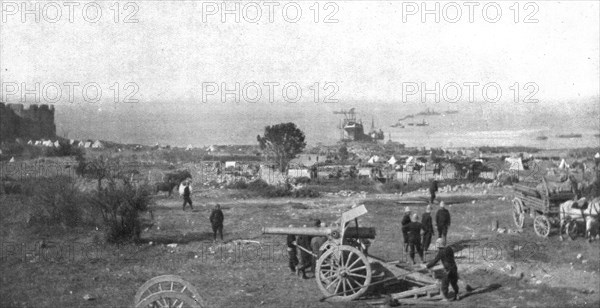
[0,103,56,142]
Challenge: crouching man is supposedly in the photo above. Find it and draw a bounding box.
[422,238,460,302]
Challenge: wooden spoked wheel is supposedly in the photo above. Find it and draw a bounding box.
[136,291,201,308]
[566,221,578,240]
[134,275,205,308]
[315,245,372,301]
[533,216,551,237]
[512,198,525,228]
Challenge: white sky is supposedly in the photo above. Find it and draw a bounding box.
[1,1,599,107]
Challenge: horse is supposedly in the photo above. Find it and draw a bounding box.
[155,181,178,197]
[559,197,600,241]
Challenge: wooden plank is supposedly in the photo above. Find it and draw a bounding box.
[391,284,440,299]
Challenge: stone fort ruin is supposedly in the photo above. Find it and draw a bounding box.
[0,103,56,142]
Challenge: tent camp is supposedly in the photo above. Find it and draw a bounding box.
[53,140,60,147]
[42,140,54,147]
[84,142,92,148]
[92,140,104,148]
[505,157,524,171]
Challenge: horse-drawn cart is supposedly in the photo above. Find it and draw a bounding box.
[512,178,575,237]
[263,205,446,304]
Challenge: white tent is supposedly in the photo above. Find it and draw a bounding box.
[84,142,92,148]
[9,157,15,163]
[69,139,75,145]
[405,156,414,165]
[595,153,600,159]
[388,156,397,165]
[34,140,42,146]
[92,140,104,148]
[505,157,524,171]
[186,144,193,151]
[208,145,217,152]
[53,140,60,147]
[27,140,33,145]
[558,159,569,169]
[78,141,85,147]
[42,140,53,147]
[367,155,380,164]
[225,161,236,168]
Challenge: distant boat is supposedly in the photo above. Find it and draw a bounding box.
[416,108,440,116]
[399,115,414,121]
[444,109,459,115]
[407,123,415,126]
[536,136,548,140]
[415,119,429,126]
[557,133,582,138]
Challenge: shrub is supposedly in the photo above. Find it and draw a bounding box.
[29,176,86,228]
[293,177,311,184]
[89,180,153,243]
[225,179,248,189]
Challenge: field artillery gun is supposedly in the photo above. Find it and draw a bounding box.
[263,205,444,304]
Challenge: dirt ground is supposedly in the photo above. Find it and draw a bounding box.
[1,186,599,307]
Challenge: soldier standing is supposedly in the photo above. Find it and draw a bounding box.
[401,207,412,253]
[209,204,224,241]
[182,182,193,211]
[422,204,434,254]
[436,201,451,244]
[286,224,299,274]
[402,213,426,265]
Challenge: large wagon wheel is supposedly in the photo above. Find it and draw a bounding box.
[565,221,578,240]
[316,245,372,301]
[136,291,201,308]
[533,215,551,237]
[135,275,205,308]
[512,198,525,228]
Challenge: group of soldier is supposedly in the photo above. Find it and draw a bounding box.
[399,180,460,302]
[286,219,327,279]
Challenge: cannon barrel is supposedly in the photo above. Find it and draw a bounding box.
[262,227,332,237]
[262,226,376,239]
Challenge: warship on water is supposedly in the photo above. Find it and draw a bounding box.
[415,108,440,116]
[557,133,582,138]
[334,108,384,142]
[536,136,548,140]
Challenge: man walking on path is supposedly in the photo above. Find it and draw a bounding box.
[402,213,426,265]
[436,201,451,244]
[401,207,412,253]
[182,182,193,211]
[286,224,299,274]
[429,180,439,203]
[209,204,224,241]
[423,238,460,302]
[422,204,434,254]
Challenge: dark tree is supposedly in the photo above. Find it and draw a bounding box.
[257,123,306,172]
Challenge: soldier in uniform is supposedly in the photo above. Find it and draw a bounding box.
[402,213,426,264]
[422,204,434,254]
[423,238,460,301]
[286,224,299,274]
[401,207,412,252]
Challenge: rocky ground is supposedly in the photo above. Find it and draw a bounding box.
[1,185,599,307]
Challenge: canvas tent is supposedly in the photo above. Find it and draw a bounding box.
[27,140,33,145]
[558,159,569,169]
[92,140,104,148]
[35,140,42,146]
[186,144,193,151]
[225,161,236,168]
[505,157,524,171]
[53,140,60,147]
[84,142,92,148]
[388,156,397,165]
[367,155,380,164]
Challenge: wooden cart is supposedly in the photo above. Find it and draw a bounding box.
[512,177,575,237]
[263,205,445,303]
